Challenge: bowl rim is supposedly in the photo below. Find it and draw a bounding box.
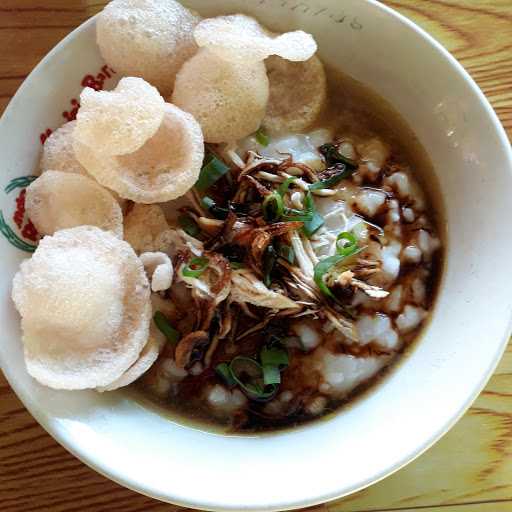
[2,1,512,510]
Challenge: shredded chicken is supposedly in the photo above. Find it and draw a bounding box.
[323,307,358,341]
[289,231,315,278]
[326,268,389,299]
[231,269,300,310]
[352,279,390,298]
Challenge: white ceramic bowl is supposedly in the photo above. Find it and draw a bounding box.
[1,1,511,510]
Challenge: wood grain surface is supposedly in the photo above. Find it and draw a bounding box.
[1,1,511,511]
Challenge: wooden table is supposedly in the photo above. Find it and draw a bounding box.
[1,1,511,511]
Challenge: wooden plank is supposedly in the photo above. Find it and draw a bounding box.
[384,0,512,138]
[330,346,512,511]
[346,503,512,512]
[0,28,74,77]
[0,3,89,29]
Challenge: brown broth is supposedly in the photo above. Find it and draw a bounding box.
[130,67,445,434]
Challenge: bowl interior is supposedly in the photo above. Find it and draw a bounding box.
[1,1,512,510]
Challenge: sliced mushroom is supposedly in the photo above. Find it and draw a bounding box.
[238,153,285,181]
[197,217,224,236]
[278,157,318,183]
[204,301,234,366]
[205,211,240,251]
[175,330,210,369]
[178,252,232,334]
[178,253,230,299]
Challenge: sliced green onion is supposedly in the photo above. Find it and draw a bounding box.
[308,163,356,190]
[262,192,284,222]
[229,261,245,270]
[260,344,289,369]
[231,356,258,379]
[304,212,324,236]
[202,196,215,209]
[201,196,229,220]
[216,363,237,387]
[246,382,278,401]
[278,177,297,197]
[182,256,209,278]
[229,356,278,401]
[282,207,314,222]
[276,242,295,264]
[153,311,180,344]
[319,143,358,169]
[302,192,325,237]
[313,247,362,299]
[195,155,230,191]
[178,214,200,238]
[336,231,358,256]
[313,254,346,299]
[263,365,281,385]
[255,127,270,147]
[263,244,277,288]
